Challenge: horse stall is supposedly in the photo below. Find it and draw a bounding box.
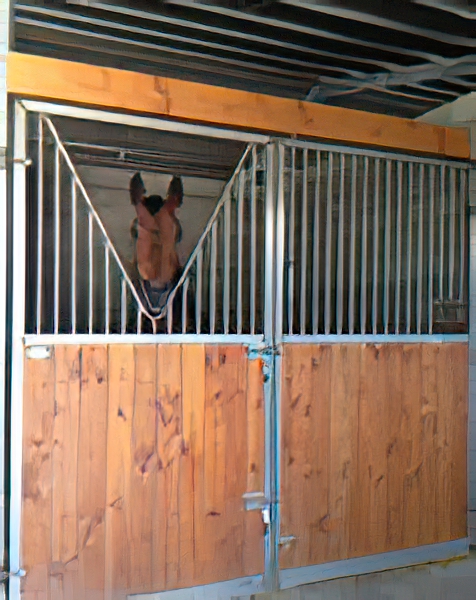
[8,85,470,600]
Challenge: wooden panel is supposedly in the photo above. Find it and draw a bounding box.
[280,342,468,570]
[7,52,470,160]
[21,343,264,599]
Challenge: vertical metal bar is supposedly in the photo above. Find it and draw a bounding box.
[406,162,414,334]
[287,147,296,334]
[383,160,392,335]
[348,155,357,334]
[264,144,275,343]
[324,152,334,335]
[300,148,308,334]
[10,103,28,600]
[137,310,143,334]
[336,153,345,335]
[438,164,446,300]
[372,158,381,334]
[167,295,173,334]
[88,211,94,334]
[196,247,203,334]
[71,179,77,334]
[417,163,424,334]
[449,167,456,300]
[459,170,467,302]
[54,143,61,335]
[263,142,278,592]
[182,277,189,334]
[209,221,217,334]
[250,145,257,335]
[312,150,321,335]
[121,278,127,334]
[360,156,369,334]
[104,244,110,335]
[275,142,286,339]
[395,161,403,334]
[223,195,231,334]
[428,165,436,334]
[237,167,245,334]
[36,116,43,334]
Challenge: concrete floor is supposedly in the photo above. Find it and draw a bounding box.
[252,550,476,600]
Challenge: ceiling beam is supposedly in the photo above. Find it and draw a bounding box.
[6,52,470,159]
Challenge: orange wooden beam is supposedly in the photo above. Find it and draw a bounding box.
[7,52,470,160]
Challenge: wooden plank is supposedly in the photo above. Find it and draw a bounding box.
[22,349,56,597]
[243,355,265,576]
[128,345,157,594]
[105,345,135,600]
[327,344,360,562]
[180,345,202,587]
[6,53,470,160]
[51,346,81,600]
[449,343,468,539]
[77,345,108,600]
[156,344,182,590]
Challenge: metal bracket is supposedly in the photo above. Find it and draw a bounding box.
[242,492,271,527]
[13,157,32,167]
[278,535,296,547]
[25,345,52,360]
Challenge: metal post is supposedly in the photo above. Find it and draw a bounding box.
[406,162,414,333]
[71,179,77,334]
[36,116,43,334]
[53,144,61,335]
[312,151,321,335]
[250,146,257,335]
[10,102,28,600]
[300,148,308,334]
[383,160,391,335]
[360,156,369,334]
[372,158,381,334]
[349,155,357,335]
[324,152,333,335]
[237,167,245,334]
[287,147,296,335]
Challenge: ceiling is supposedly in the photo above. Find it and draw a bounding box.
[12,0,476,119]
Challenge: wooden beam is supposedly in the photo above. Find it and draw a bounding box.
[7,52,470,159]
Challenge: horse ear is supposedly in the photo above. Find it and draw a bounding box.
[167,175,183,198]
[130,172,146,205]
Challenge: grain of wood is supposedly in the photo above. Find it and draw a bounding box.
[51,346,81,599]
[157,344,182,589]
[22,349,56,597]
[77,346,108,600]
[105,345,135,600]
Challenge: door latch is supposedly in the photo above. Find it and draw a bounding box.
[242,491,271,525]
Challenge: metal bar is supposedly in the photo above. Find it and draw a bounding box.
[104,244,110,335]
[349,155,357,334]
[300,148,308,334]
[167,294,174,334]
[383,160,392,335]
[428,165,436,334]
[10,102,28,600]
[449,167,456,300]
[360,156,369,334]
[71,179,77,334]
[237,167,245,334]
[275,142,286,340]
[121,278,127,334]
[336,153,345,335]
[223,195,231,334]
[24,333,265,346]
[36,116,43,334]
[372,158,381,334]
[182,277,189,334]
[459,170,466,302]
[406,162,414,334]
[54,143,61,335]
[210,221,217,335]
[137,310,143,334]
[22,100,270,144]
[264,144,275,343]
[287,147,296,335]
[282,334,468,344]
[325,152,334,335]
[196,248,203,334]
[170,145,253,303]
[88,211,94,334]
[417,164,424,334]
[278,136,470,170]
[395,162,403,334]
[312,151,321,335]
[438,165,446,301]
[250,145,257,335]
[42,117,154,320]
